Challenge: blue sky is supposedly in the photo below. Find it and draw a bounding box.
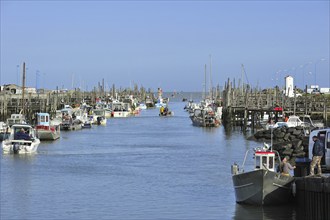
[1,1,329,92]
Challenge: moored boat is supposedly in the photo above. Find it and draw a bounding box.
[189,108,220,127]
[138,103,147,110]
[145,96,155,108]
[59,108,82,130]
[6,114,27,128]
[92,109,107,125]
[36,113,60,140]
[231,147,295,205]
[2,124,40,154]
[110,101,130,118]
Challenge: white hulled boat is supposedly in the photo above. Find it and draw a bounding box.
[110,101,130,118]
[2,124,40,154]
[92,109,107,125]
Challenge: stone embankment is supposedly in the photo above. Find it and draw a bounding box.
[248,126,309,165]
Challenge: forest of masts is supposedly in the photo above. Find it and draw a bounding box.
[1,67,329,129]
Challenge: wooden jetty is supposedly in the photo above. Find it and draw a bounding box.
[222,78,330,130]
[0,84,156,122]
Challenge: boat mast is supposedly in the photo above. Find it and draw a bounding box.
[204,64,207,100]
[209,54,213,99]
[241,64,244,94]
[21,62,26,115]
[270,127,273,151]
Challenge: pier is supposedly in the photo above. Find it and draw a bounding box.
[222,78,330,130]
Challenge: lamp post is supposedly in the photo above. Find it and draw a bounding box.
[314,58,326,89]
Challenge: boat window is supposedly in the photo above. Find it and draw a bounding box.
[41,115,46,122]
[255,156,260,169]
[269,156,274,169]
[262,156,267,169]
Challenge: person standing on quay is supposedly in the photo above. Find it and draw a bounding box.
[309,135,325,176]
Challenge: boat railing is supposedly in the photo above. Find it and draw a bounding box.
[240,149,254,173]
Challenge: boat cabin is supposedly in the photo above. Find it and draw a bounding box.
[254,150,275,172]
[37,113,50,127]
[6,114,26,127]
[11,124,36,141]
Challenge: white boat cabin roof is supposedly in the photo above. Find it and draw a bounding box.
[254,150,276,172]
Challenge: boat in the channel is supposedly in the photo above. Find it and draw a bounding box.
[36,113,60,140]
[159,105,174,117]
[2,124,40,154]
[189,108,220,127]
[231,147,295,205]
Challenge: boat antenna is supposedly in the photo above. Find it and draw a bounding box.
[270,127,273,152]
[209,54,213,99]
[21,62,26,115]
[204,64,207,100]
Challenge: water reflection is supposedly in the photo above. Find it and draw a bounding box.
[234,204,296,220]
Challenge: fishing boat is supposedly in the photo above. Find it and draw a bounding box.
[2,124,40,154]
[6,114,27,128]
[231,146,295,205]
[96,102,112,118]
[110,101,130,118]
[92,109,107,125]
[159,105,174,117]
[155,97,166,108]
[138,103,147,110]
[189,108,220,127]
[59,107,82,130]
[145,96,155,108]
[36,113,60,140]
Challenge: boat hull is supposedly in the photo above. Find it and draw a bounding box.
[111,112,130,118]
[232,169,294,205]
[37,130,60,140]
[190,116,220,127]
[2,140,40,154]
[159,112,174,117]
[82,122,92,128]
[60,121,82,130]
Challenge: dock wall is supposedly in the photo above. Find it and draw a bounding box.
[295,177,330,220]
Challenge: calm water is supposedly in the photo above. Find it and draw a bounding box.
[1,100,296,220]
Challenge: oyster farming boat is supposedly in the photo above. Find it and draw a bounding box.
[231,147,295,205]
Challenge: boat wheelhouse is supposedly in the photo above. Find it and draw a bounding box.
[36,113,60,140]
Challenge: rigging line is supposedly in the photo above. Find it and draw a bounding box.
[242,65,250,85]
